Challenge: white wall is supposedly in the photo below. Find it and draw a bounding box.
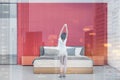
[0,4,17,64]
[0,4,17,55]
[9,4,17,55]
[107,0,120,71]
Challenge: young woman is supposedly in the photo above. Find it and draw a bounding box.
[58,24,68,78]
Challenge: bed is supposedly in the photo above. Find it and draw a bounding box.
[33,56,93,74]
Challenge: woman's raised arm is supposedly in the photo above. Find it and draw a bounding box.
[59,24,67,38]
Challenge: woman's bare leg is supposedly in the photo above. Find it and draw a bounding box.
[59,55,64,77]
[63,55,67,77]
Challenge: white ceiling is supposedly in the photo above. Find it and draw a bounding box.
[0,0,107,3]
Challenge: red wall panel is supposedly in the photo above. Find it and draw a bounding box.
[84,3,107,65]
[94,3,107,64]
[17,3,29,64]
[18,4,43,64]
[24,32,42,56]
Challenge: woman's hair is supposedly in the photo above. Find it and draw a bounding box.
[61,32,66,40]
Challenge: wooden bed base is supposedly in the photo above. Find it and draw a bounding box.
[33,67,93,74]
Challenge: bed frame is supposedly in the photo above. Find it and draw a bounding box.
[33,67,93,74]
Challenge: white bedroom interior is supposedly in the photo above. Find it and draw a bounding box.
[0,0,120,80]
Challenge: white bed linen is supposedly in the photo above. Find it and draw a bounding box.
[33,58,93,67]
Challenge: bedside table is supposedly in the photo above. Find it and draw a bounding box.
[88,56,105,65]
[22,56,38,65]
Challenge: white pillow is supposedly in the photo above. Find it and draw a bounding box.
[44,47,59,56]
[75,48,82,56]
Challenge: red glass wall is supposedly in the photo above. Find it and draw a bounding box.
[85,3,107,65]
[94,3,107,64]
[18,3,29,64]
[17,3,107,65]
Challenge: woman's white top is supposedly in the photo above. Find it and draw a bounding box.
[58,38,67,56]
